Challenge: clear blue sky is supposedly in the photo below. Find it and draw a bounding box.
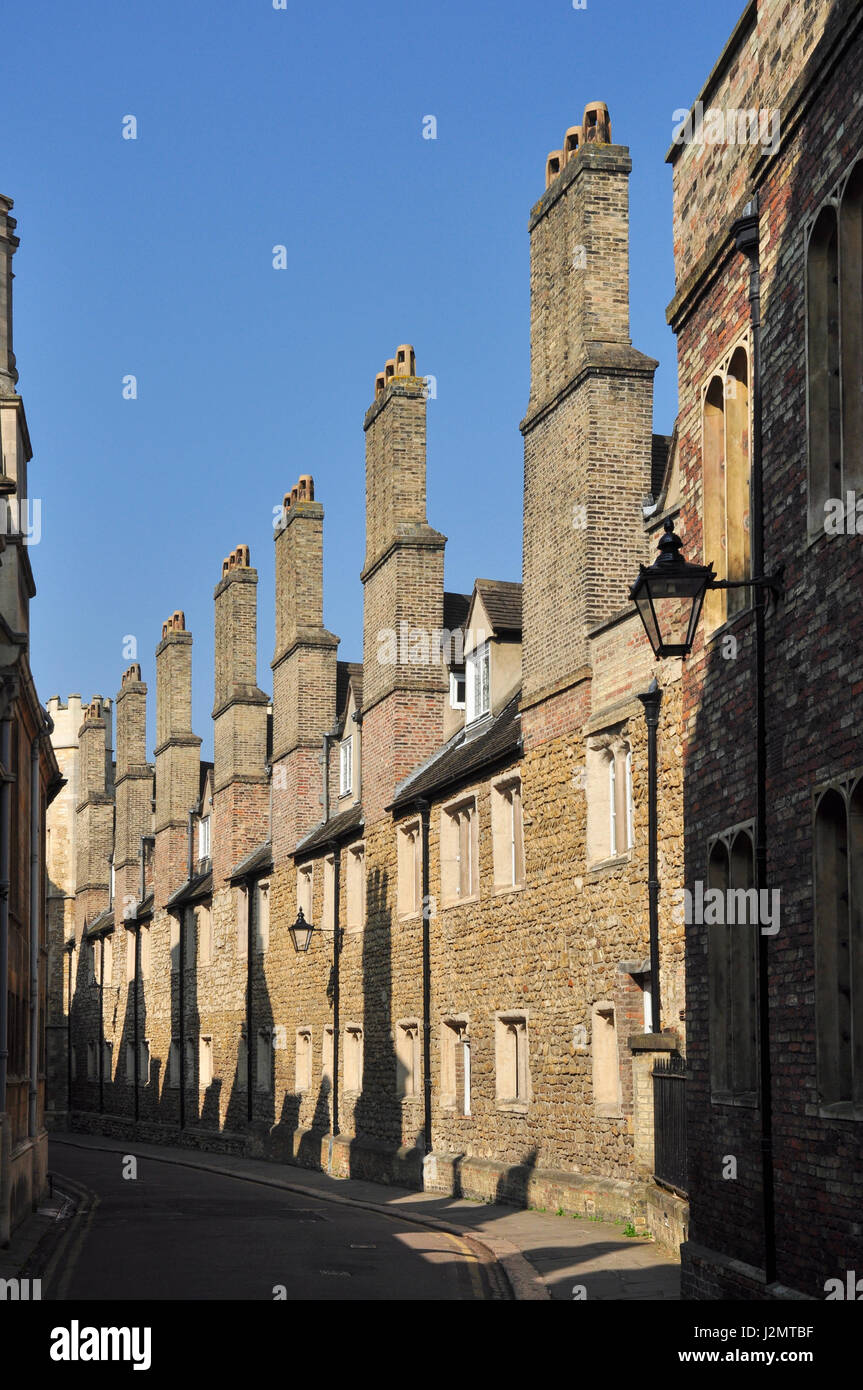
[7,0,745,755]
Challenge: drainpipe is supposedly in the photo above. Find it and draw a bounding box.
[418,799,432,1156]
[28,734,40,1136]
[98,934,105,1114]
[138,834,153,904]
[246,878,253,1122]
[637,680,663,1034]
[0,709,13,1115]
[178,908,185,1132]
[733,196,776,1287]
[64,939,73,1117]
[331,843,342,1140]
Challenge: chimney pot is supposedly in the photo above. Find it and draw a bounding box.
[582,102,611,144]
[545,151,563,188]
[564,126,583,162]
[384,359,395,381]
[395,345,416,378]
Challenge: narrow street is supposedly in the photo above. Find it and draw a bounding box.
[47,1140,509,1302]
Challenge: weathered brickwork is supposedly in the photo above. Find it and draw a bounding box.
[669,0,863,1299]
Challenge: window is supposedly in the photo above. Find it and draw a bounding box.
[495,1014,528,1107]
[707,830,758,1099]
[441,1017,470,1114]
[140,926,151,980]
[126,929,136,983]
[102,1040,113,1079]
[253,881,270,953]
[344,1025,363,1094]
[198,814,211,861]
[170,915,181,972]
[256,1029,273,1092]
[140,1039,150,1085]
[449,670,466,709]
[109,860,115,906]
[197,905,212,966]
[168,1040,180,1088]
[397,820,423,918]
[592,1005,620,1114]
[702,347,751,629]
[586,734,634,864]
[297,865,314,923]
[322,1026,334,1091]
[200,1036,213,1088]
[815,780,863,1111]
[396,1021,421,1098]
[808,205,841,532]
[236,885,249,957]
[465,642,491,723]
[323,854,335,931]
[441,798,478,905]
[87,1040,97,1080]
[236,1033,248,1092]
[125,1041,135,1083]
[296,1029,312,1092]
[339,737,353,796]
[491,777,525,889]
[346,844,365,929]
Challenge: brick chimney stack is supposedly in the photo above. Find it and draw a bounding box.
[271,474,339,860]
[521,105,657,706]
[212,545,269,881]
[75,697,115,937]
[0,194,19,397]
[113,664,151,927]
[153,611,202,908]
[361,344,446,822]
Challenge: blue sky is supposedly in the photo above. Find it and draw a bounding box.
[6,0,745,753]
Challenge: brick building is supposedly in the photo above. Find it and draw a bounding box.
[0,194,62,1240]
[667,0,863,1298]
[47,107,689,1242]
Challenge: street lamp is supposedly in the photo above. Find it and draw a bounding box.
[289,907,314,953]
[629,519,715,659]
[630,516,783,660]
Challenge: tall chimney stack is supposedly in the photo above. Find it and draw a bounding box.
[361,344,446,821]
[113,664,151,926]
[153,612,201,908]
[212,545,269,881]
[75,697,115,937]
[271,474,339,861]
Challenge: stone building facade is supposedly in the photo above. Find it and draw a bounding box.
[667,0,863,1298]
[0,194,62,1240]
[47,107,688,1240]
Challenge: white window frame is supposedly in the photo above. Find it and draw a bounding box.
[449,669,466,710]
[198,814,211,860]
[465,641,491,724]
[339,737,353,796]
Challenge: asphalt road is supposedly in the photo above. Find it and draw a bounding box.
[47,1140,508,1301]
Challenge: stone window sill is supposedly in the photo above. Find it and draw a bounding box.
[496,1100,529,1115]
[585,853,632,882]
[493,882,526,898]
[711,1090,758,1108]
[818,1101,863,1122]
[441,894,480,910]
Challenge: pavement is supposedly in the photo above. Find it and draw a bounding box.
[3,1132,680,1301]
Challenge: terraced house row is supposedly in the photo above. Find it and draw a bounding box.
[45,101,689,1247]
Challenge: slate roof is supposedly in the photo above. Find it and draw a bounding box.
[443,590,471,645]
[651,432,673,502]
[229,841,273,882]
[296,802,364,857]
[389,691,522,811]
[166,868,213,909]
[336,661,364,726]
[474,579,522,635]
[85,907,115,938]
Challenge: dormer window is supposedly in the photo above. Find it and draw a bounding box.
[339,737,353,796]
[449,670,466,710]
[198,815,211,861]
[465,642,490,724]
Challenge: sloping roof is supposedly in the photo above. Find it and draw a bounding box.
[474,579,522,635]
[85,907,115,938]
[651,433,673,502]
[389,691,522,810]
[199,761,214,801]
[135,893,154,921]
[336,661,364,723]
[296,802,364,857]
[166,868,213,909]
[443,591,471,643]
[229,841,273,882]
